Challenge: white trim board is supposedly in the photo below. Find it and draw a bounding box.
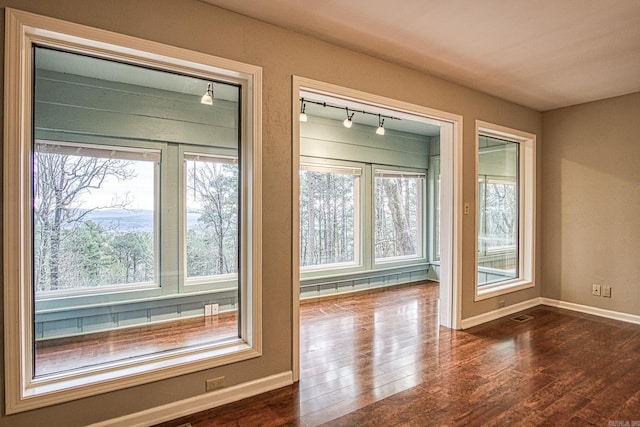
[540,298,640,326]
[88,371,293,427]
[461,298,543,329]
[461,297,640,329]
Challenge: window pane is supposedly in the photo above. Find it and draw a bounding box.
[477,136,519,286]
[300,168,358,267]
[375,172,422,260]
[186,157,239,279]
[33,143,156,294]
[32,46,242,378]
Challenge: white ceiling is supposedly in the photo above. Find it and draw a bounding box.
[200,0,640,111]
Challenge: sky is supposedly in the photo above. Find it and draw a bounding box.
[78,161,156,211]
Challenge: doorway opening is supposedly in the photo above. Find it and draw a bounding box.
[293,77,462,381]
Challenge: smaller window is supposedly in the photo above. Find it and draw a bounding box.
[374,169,425,262]
[299,163,361,270]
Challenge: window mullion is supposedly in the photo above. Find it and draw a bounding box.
[160,144,180,295]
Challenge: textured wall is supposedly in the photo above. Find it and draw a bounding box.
[542,91,640,314]
[0,0,541,425]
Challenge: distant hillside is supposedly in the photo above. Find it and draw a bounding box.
[82,209,202,233]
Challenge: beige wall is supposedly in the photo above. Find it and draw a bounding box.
[541,91,640,315]
[0,0,541,425]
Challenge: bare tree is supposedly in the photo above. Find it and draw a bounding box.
[299,170,355,266]
[375,177,418,258]
[33,146,133,291]
[187,161,239,275]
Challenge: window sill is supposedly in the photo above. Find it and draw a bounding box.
[475,279,534,301]
[374,257,427,271]
[300,262,363,277]
[15,340,260,413]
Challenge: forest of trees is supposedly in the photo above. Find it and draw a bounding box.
[374,175,420,259]
[299,168,422,267]
[33,147,240,294]
[186,160,239,278]
[300,170,356,266]
[33,148,151,293]
[33,144,515,293]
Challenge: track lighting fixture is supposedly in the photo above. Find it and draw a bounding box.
[376,115,385,135]
[343,108,354,128]
[297,98,398,134]
[300,98,308,122]
[200,83,213,105]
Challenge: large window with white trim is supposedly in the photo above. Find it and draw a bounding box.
[4,9,261,413]
[476,121,535,299]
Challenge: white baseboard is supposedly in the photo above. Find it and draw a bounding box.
[89,371,293,427]
[460,297,543,329]
[461,296,640,329]
[540,298,640,325]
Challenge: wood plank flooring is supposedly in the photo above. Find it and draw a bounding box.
[35,312,238,376]
[158,282,640,426]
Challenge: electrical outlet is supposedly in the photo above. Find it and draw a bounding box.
[211,303,219,315]
[204,304,212,316]
[206,376,225,391]
[603,286,612,298]
[592,284,601,296]
[464,202,470,215]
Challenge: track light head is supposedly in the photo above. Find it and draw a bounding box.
[376,115,385,135]
[200,83,213,105]
[300,99,308,122]
[343,108,354,128]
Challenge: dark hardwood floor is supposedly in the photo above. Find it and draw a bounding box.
[35,312,238,376]
[158,282,640,426]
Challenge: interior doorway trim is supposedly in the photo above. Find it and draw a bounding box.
[291,76,463,381]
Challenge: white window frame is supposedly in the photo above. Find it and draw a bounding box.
[3,8,262,413]
[475,121,536,300]
[299,162,363,273]
[373,167,427,265]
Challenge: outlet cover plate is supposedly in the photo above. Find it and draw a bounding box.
[206,376,225,392]
[592,284,601,296]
